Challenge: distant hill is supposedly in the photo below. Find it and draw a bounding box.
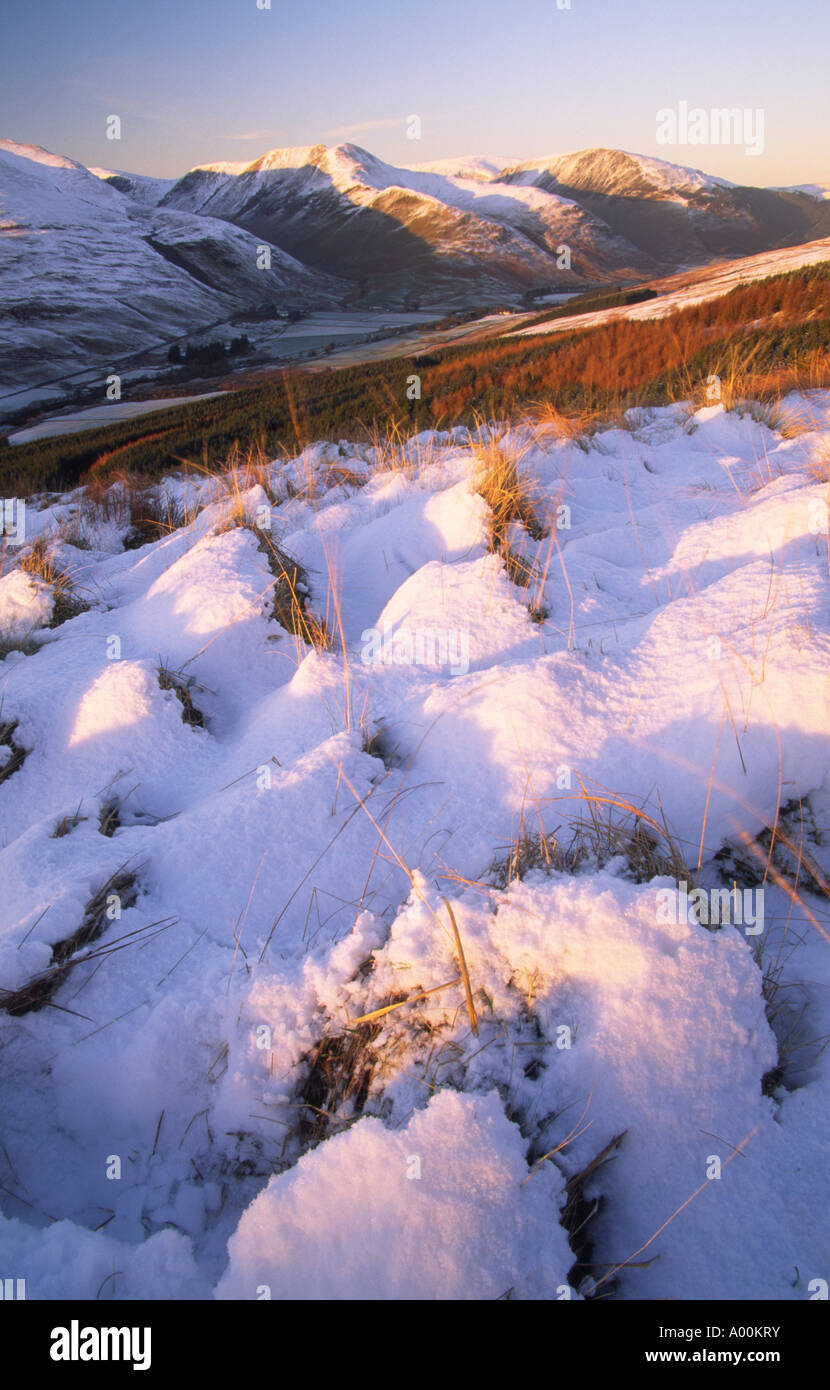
[3,137,830,397]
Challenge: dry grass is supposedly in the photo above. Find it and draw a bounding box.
[0,632,41,660]
[297,1022,383,1145]
[183,437,360,518]
[122,487,185,549]
[19,535,89,626]
[807,434,830,483]
[295,973,468,1148]
[98,795,124,837]
[257,532,334,650]
[568,795,689,883]
[57,509,93,550]
[217,439,280,502]
[211,494,249,535]
[559,1131,628,1297]
[667,340,830,434]
[473,428,545,587]
[52,807,87,838]
[522,399,620,452]
[158,666,206,728]
[362,721,404,770]
[493,787,689,888]
[0,719,28,786]
[717,797,830,1091]
[492,826,581,886]
[78,471,186,546]
[363,417,442,479]
[194,443,284,530]
[53,869,140,964]
[0,866,141,1017]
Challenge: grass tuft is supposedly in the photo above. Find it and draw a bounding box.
[158,667,206,728]
[0,720,28,786]
[19,536,89,626]
[0,866,140,1017]
[474,428,544,588]
[257,533,334,650]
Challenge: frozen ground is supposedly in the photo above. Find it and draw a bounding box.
[1,396,829,1300]
[7,394,227,446]
[510,237,830,338]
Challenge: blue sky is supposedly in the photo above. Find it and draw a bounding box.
[2,0,828,184]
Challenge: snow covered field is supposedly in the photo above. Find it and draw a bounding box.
[510,237,830,339]
[1,397,829,1300]
[7,394,227,446]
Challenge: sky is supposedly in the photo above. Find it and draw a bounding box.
[1,0,829,185]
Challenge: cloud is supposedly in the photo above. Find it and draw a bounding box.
[323,116,406,139]
[223,129,283,142]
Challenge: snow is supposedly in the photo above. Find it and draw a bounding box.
[511,237,830,338]
[0,142,339,397]
[618,149,735,194]
[411,154,521,181]
[217,1089,573,1300]
[0,138,87,174]
[159,140,647,303]
[88,167,177,207]
[6,135,827,409]
[1,398,830,1300]
[8,394,227,445]
[291,142,600,232]
[0,568,53,641]
[503,147,735,198]
[0,1213,210,1300]
[773,183,830,201]
[192,142,728,205]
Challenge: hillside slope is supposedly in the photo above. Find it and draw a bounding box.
[158,142,651,297]
[1,399,829,1299]
[0,140,345,395]
[500,148,830,265]
[5,137,830,401]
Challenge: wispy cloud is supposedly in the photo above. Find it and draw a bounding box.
[224,129,283,142]
[323,116,406,140]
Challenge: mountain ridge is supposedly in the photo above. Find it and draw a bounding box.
[3,136,830,400]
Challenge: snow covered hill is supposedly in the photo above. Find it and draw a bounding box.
[157,141,651,300]
[0,140,344,396]
[504,147,737,200]
[4,136,830,401]
[163,142,830,294]
[1,396,829,1299]
[510,236,830,339]
[499,147,830,266]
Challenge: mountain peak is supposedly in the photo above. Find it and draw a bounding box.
[503,147,734,199]
[0,137,85,173]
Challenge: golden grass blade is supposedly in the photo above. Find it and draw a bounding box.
[443,897,479,1037]
[349,977,462,1026]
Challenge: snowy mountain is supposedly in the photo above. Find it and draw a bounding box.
[87,165,177,206]
[1,396,830,1298]
[773,182,830,201]
[3,136,830,401]
[160,142,830,293]
[157,140,654,297]
[499,147,830,265]
[0,140,345,396]
[503,147,736,199]
[158,138,667,293]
